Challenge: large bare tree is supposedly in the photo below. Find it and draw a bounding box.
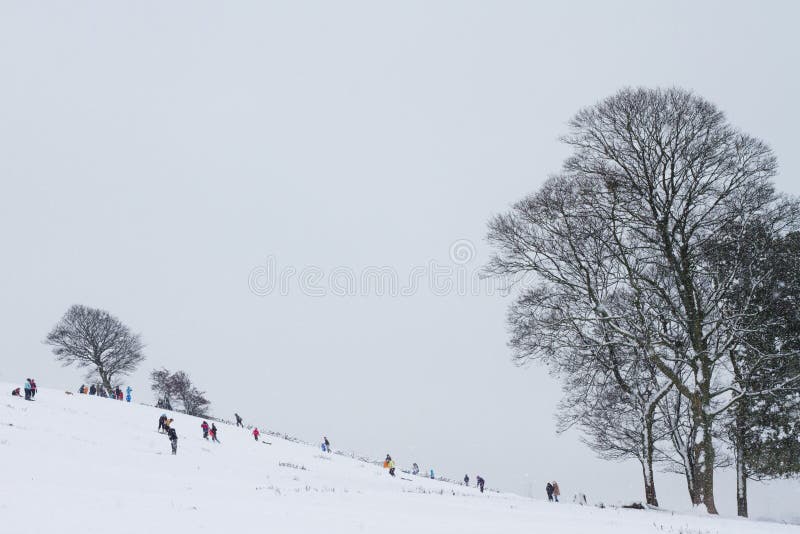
[491,175,674,506]
[44,304,145,391]
[488,87,798,514]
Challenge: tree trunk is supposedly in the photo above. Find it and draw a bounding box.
[692,400,718,514]
[98,366,112,392]
[686,440,703,506]
[736,453,748,518]
[642,462,658,507]
[700,429,718,514]
[734,401,749,517]
[685,468,700,505]
[641,412,659,507]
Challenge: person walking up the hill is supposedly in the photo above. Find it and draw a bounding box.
[210,423,219,443]
[546,482,554,502]
[552,481,560,502]
[24,379,32,400]
[201,420,209,439]
[476,476,485,493]
[464,474,470,487]
[167,426,178,455]
[324,436,331,453]
[235,413,243,427]
[253,427,260,441]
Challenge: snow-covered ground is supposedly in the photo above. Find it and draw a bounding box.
[1,383,797,534]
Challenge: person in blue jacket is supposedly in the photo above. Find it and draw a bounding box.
[24,379,32,400]
[125,386,132,402]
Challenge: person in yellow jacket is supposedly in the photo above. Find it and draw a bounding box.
[388,459,396,477]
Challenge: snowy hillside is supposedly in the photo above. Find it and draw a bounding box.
[1,383,797,534]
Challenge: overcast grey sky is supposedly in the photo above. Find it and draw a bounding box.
[1,0,798,518]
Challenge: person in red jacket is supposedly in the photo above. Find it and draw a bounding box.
[201,421,209,440]
[253,427,260,441]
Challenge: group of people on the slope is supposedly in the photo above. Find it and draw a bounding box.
[159,416,223,455]
[410,463,433,479]
[157,414,179,455]
[200,420,220,443]
[18,387,492,490]
[77,383,132,401]
[19,382,485,491]
[387,457,480,488]
[546,481,561,502]
[463,474,485,492]
[160,411,276,454]
[11,378,38,400]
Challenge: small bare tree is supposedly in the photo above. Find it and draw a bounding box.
[44,304,145,391]
[150,367,173,408]
[150,367,210,416]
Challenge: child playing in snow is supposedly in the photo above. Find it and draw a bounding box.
[210,423,219,443]
[167,426,178,455]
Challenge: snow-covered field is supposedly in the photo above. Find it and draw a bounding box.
[1,383,797,534]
